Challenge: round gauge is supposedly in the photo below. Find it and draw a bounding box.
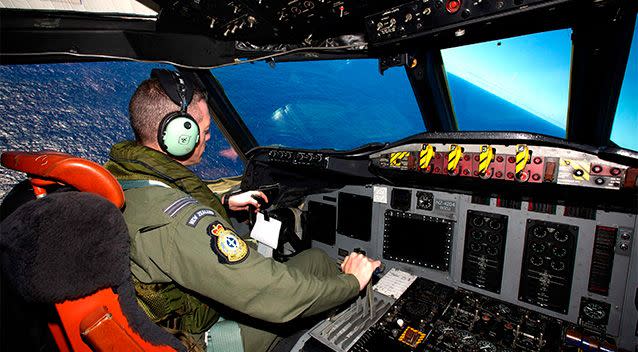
[583,302,606,321]
[486,246,499,256]
[488,234,501,244]
[551,260,565,271]
[472,216,485,228]
[477,340,497,352]
[403,300,429,318]
[472,230,484,240]
[553,230,569,243]
[417,192,433,209]
[530,256,544,266]
[517,338,536,348]
[471,242,483,253]
[532,226,546,239]
[455,330,477,346]
[488,220,502,231]
[531,242,546,253]
[552,246,567,258]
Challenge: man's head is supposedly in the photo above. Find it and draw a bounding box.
[129,77,211,166]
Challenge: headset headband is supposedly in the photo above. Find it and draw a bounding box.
[150,69,194,112]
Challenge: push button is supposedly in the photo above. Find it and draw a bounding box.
[445,0,461,13]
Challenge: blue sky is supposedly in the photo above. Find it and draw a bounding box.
[441,29,572,129]
[442,24,638,151]
[610,19,638,151]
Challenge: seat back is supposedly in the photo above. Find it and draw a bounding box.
[0,151,181,352]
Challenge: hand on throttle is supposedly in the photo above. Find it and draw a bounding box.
[340,252,382,291]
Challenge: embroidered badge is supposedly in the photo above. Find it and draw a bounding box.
[208,222,248,264]
[186,208,216,227]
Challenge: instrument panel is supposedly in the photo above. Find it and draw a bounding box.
[369,143,633,191]
[301,184,637,351]
[244,133,638,351]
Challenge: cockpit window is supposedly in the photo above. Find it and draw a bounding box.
[441,29,572,138]
[212,59,424,150]
[610,17,638,152]
[0,62,243,198]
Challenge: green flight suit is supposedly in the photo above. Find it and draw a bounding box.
[124,185,359,351]
[105,142,360,352]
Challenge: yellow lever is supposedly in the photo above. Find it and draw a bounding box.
[419,144,435,170]
[447,144,463,174]
[478,145,494,175]
[515,144,530,175]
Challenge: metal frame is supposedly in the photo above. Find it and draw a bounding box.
[193,70,258,160]
[566,4,637,146]
[404,50,458,132]
[1,3,636,152]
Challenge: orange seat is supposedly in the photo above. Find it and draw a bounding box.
[0,151,180,352]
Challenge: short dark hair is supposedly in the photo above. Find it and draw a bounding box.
[129,78,206,144]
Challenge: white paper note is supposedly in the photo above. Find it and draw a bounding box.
[373,268,418,299]
[250,212,282,249]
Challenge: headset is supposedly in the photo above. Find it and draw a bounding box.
[151,69,200,158]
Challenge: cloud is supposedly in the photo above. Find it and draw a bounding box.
[272,104,291,121]
[219,147,239,160]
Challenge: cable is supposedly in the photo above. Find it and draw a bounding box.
[2,42,368,70]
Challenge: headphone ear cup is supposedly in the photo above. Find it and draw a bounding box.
[158,113,200,157]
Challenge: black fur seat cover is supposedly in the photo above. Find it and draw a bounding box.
[0,191,183,350]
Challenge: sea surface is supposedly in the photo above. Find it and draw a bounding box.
[0,60,561,199]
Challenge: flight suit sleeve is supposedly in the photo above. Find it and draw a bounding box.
[137,201,360,324]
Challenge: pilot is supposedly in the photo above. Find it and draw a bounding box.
[104,69,381,352]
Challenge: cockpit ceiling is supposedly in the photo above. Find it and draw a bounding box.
[0,0,157,16]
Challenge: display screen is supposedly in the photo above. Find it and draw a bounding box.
[384,211,453,270]
[306,201,337,245]
[337,192,372,241]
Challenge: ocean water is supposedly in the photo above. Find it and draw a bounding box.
[0,60,561,199]
[447,73,566,137]
[0,62,244,199]
[214,60,565,151]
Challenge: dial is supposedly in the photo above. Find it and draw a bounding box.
[416,191,434,210]
[553,230,569,243]
[531,242,546,253]
[402,300,430,318]
[471,242,483,253]
[552,246,567,258]
[583,303,606,321]
[472,216,485,227]
[488,233,501,244]
[532,226,546,239]
[550,260,565,271]
[517,337,537,349]
[486,246,499,256]
[477,340,497,352]
[530,256,544,266]
[488,219,503,231]
[455,330,477,346]
[472,230,484,241]
[583,302,606,320]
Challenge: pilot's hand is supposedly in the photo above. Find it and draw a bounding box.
[340,252,381,291]
[227,191,268,213]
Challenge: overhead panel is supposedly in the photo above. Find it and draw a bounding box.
[0,0,157,16]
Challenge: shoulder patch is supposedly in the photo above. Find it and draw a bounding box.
[164,196,198,217]
[207,222,248,264]
[186,208,216,227]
